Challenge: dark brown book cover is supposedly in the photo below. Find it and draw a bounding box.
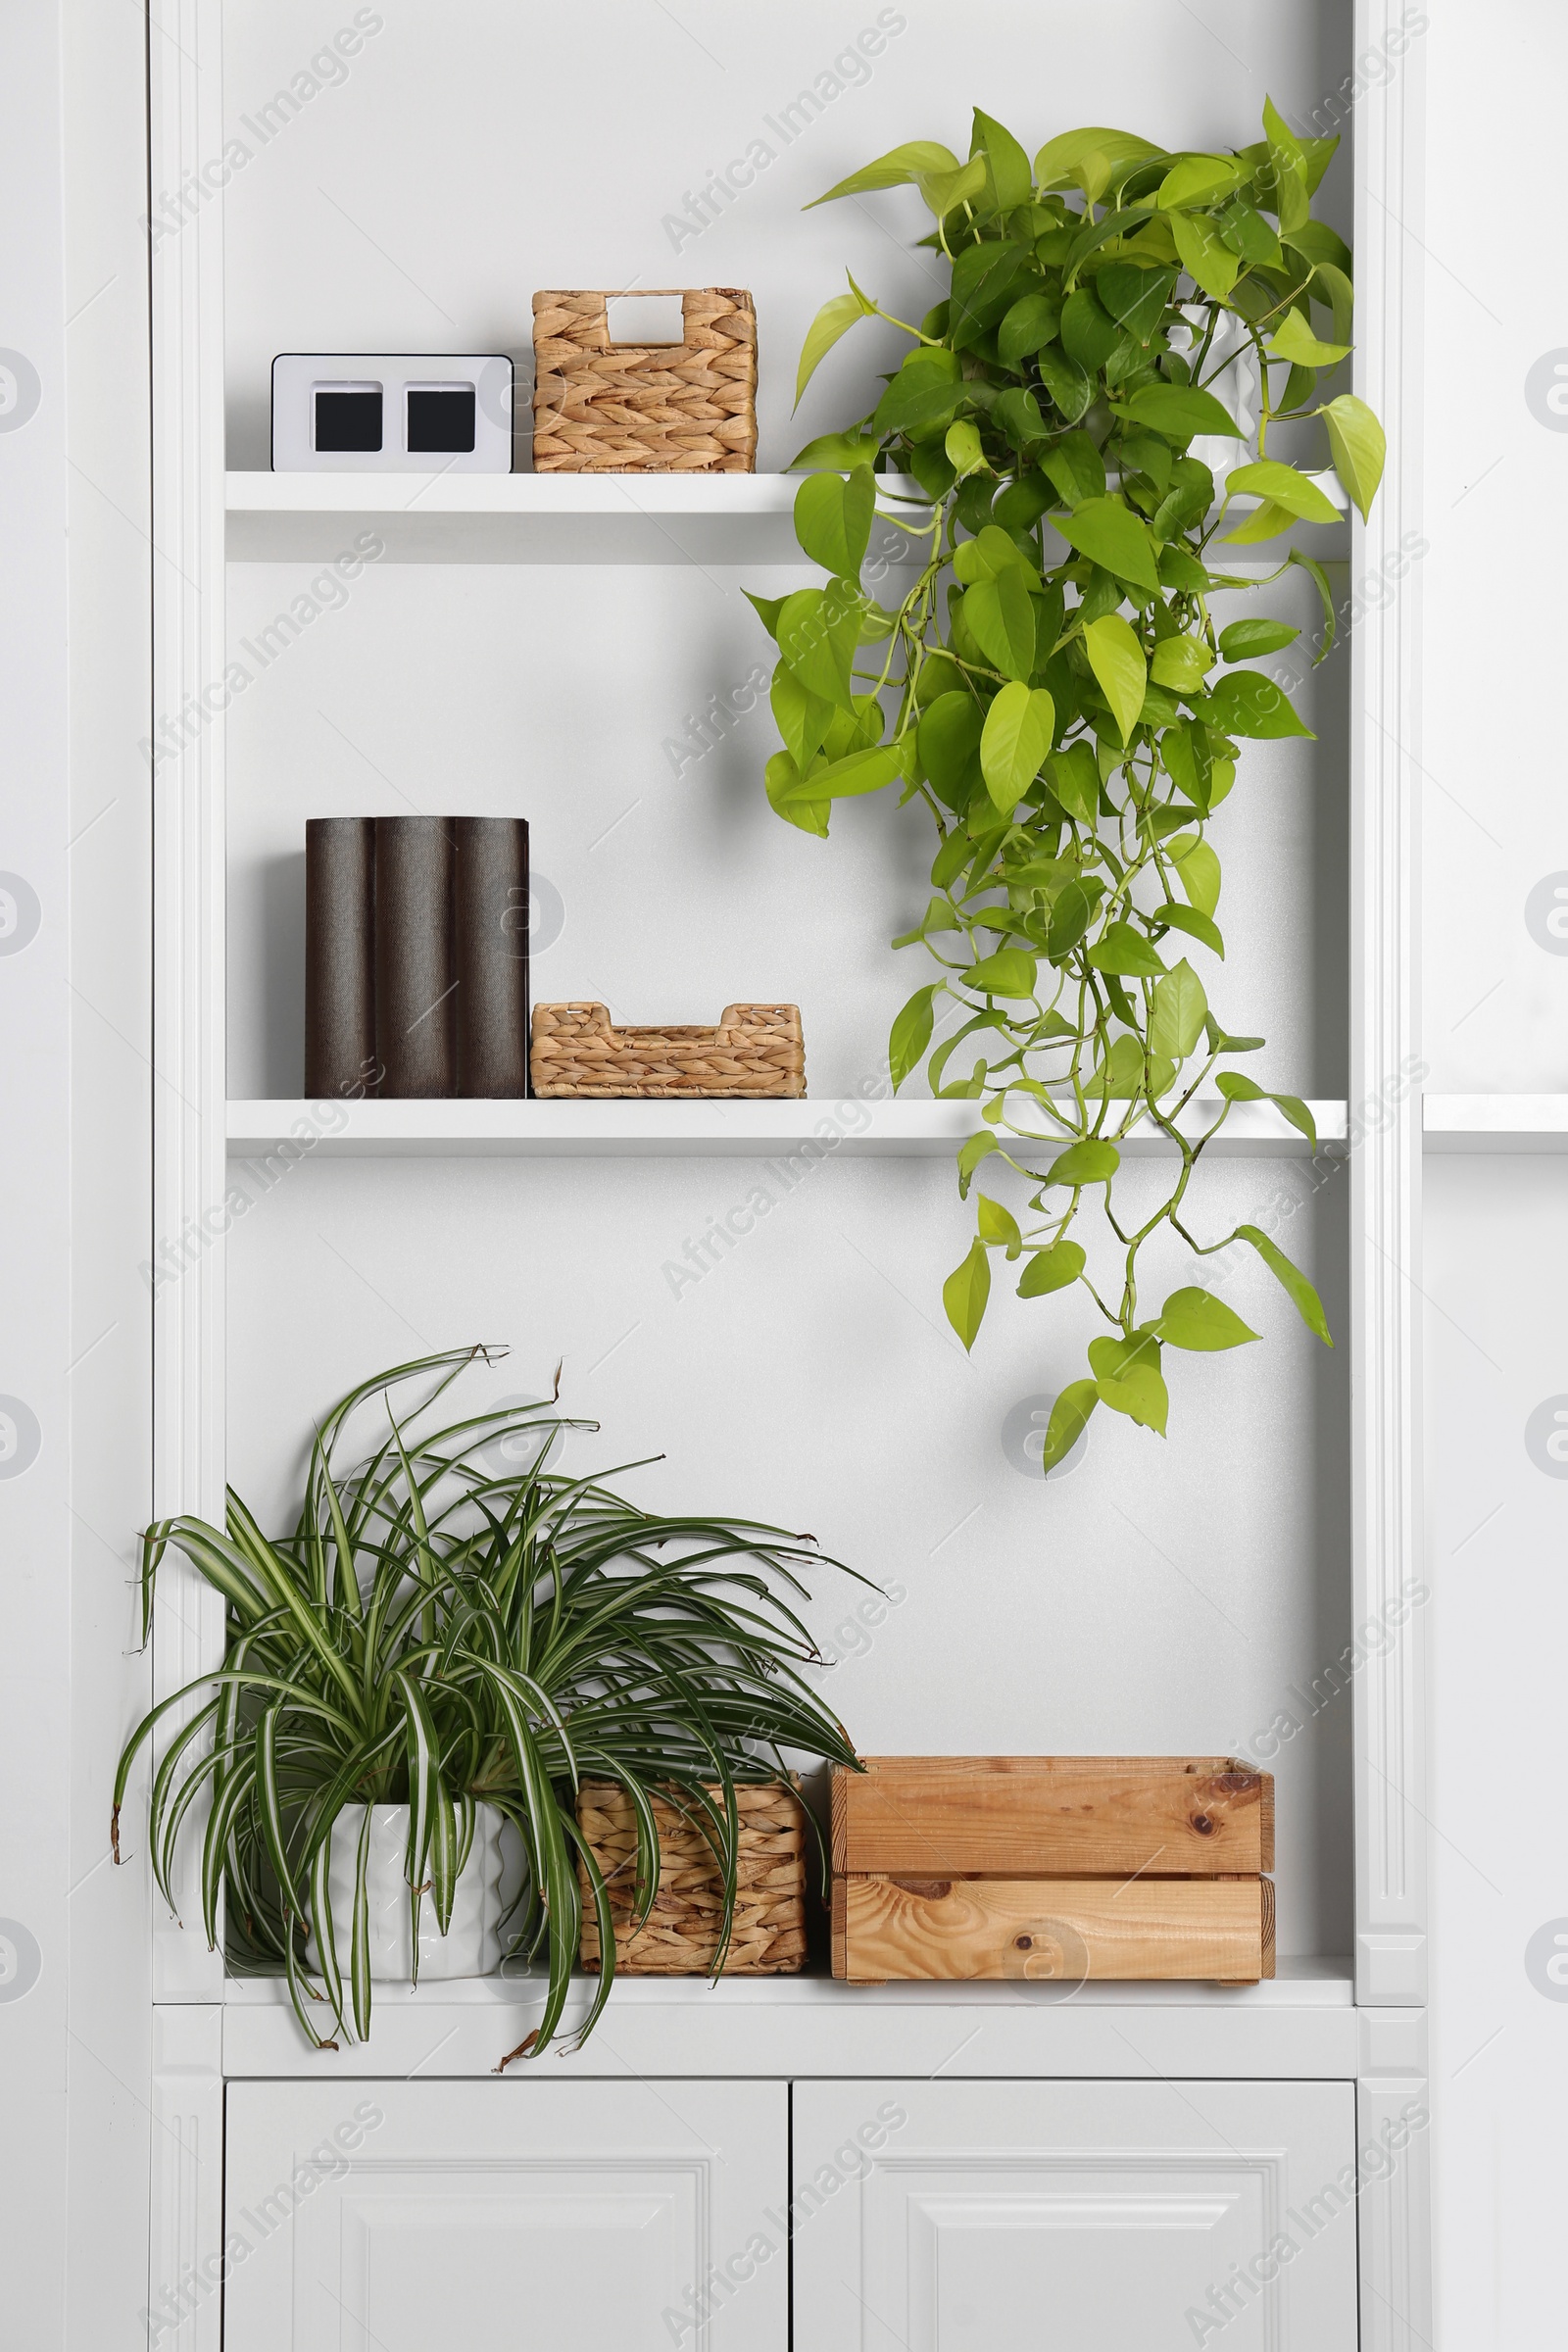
[304,816,376,1100]
[454,816,529,1098]
[373,815,457,1098]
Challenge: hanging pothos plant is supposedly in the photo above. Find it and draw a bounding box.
[746,103,1383,1469]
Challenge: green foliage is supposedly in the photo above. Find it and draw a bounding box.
[756,103,1377,1453]
[113,1349,859,2053]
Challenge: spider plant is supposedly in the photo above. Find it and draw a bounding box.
[113,1347,861,2055]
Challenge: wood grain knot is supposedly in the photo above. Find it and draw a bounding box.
[1191,1812,1215,1835]
[1014,1935,1033,1950]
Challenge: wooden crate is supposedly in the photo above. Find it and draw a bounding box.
[833,1754,1273,1877]
[833,1875,1273,1984]
[832,1757,1274,1985]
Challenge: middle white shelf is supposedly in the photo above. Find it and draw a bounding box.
[226,1097,1350,1159]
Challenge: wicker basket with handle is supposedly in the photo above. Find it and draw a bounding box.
[576,1779,808,1976]
[530,287,758,473]
[530,1001,804,1099]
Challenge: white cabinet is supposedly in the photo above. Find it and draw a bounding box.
[791,2080,1358,2351]
[222,2079,787,2351]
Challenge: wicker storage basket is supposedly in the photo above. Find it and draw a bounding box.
[530,287,758,473]
[530,1002,805,1099]
[576,1780,808,1976]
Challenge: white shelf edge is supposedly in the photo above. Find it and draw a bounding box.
[214,1958,1358,2082]
[226,1097,1348,1160]
[1422,1093,1568,1152]
[222,466,1348,567]
[220,1954,1353,2010]
[224,466,1348,519]
[224,468,808,515]
[216,1969,1359,2083]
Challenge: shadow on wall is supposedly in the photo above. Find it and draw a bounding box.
[260,851,306,1096]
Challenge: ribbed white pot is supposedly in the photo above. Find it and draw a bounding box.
[306,1801,522,1983]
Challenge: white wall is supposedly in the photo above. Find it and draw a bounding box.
[0,7,73,2330]
[1,2,153,2344]
[219,0,1353,472]
[1421,4,1568,2340]
[223,556,1346,1098]
[63,0,157,2332]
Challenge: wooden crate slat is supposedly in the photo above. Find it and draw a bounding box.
[833,1874,1273,1984]
[832,1756,1273,1877]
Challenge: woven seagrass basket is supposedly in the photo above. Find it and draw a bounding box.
[576,1779,808,1976]
[530,287,758,473]
[530,1002,805,1099]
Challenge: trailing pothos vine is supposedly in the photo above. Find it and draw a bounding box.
[745,104,1383,1470]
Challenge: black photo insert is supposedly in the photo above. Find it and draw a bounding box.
[407,385,476,454]
[313,386,383,453]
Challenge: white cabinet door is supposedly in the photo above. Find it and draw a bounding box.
[223,2078,786,2351]
[792,2079,1358,2351]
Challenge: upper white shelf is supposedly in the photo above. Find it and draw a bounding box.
[226,469,815,564]
[1423,1095,1568,1152]
[224,468,1350,567]
[227,1097,1348,1160]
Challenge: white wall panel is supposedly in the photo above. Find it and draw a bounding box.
[1418,4,1568,1091]
[1418,0,1568,2342]
[63,0,158,2337]
[0,8,74,2335]
[1424,1156,1568,2350]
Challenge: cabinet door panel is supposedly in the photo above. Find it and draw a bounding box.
[792,2079,1357,2352]
[223,2079,786,2351]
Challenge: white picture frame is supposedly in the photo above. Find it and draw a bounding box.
[270,352,514,471]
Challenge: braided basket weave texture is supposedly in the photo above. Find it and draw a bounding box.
[531,287,758,472]
[529,1001,805,1099]
[576,1780,808,1976]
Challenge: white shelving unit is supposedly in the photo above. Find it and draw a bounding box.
[139,3,1429,2345]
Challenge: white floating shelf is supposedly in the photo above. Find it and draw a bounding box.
[226,470,824,565]
[227,1097,1348,1161]
[1423,1094,1568,1152]
[227,469,807,514]
[224,468,1349,567]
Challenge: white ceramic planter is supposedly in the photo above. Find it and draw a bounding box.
[306,1801,524,1983]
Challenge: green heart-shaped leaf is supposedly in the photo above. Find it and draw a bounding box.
[1156,1286,1260,1350]
[964,571,1038,680]
[1082,613,1149,742]
[943,1237,992,1350]
[980,681,1056,814]
[1057,500,1161,592]
[793,466,875,576]
[1017,1241,1087,1298]
[1046,1139,1121,1187]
